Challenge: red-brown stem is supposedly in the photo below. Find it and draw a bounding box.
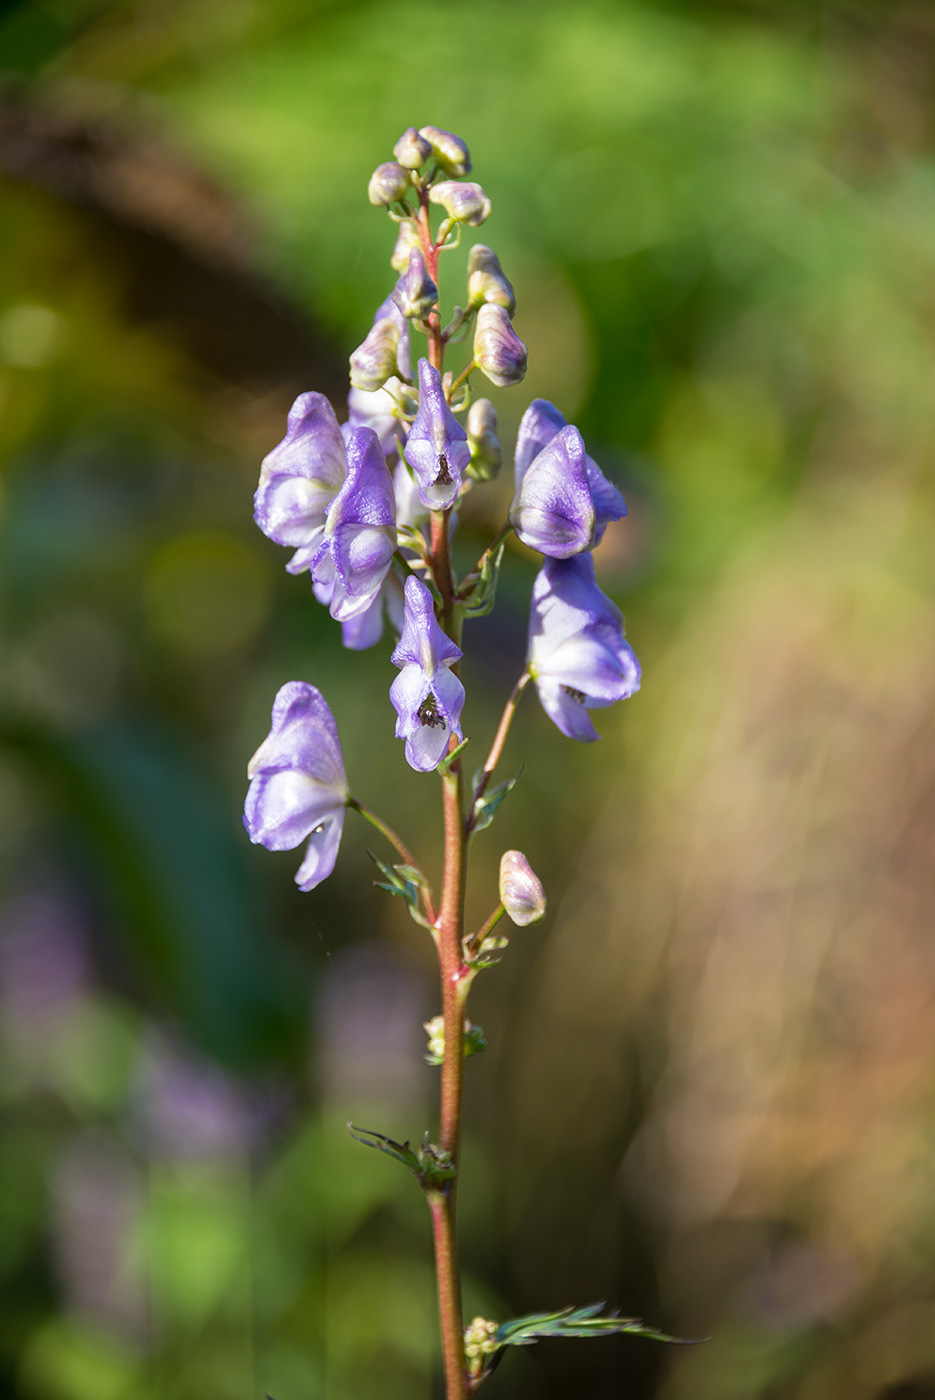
[428,1177,467,1400]
[431,756,470,1400]
[416,190,443,370]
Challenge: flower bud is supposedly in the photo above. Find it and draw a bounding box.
[393,126,433,169]
[349,316,400,391]
[423,1015,487,1064]
[467,244,516,316]
[499,850,546,926]
[390,220,422,273]
[473,304,527,387]
[429,180,491,228]
[418,125,472,176]
[367,161,411,207]
[392,248,438,320]
[466,398,501,481]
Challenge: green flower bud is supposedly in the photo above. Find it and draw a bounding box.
[368,161,411,207]
[418,125,472,176]
[393,126,433,169]
[499,850,546,926]
[473,304,527,387]
[423,1015,487,1065]
[464,1317,500,1372]
[467,244,516,316]
[349,316,400,391]
[429,180,491,228]
[466,398,501,481]
[390,220,422,273]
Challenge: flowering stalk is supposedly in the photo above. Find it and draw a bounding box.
[244,125,670,1400]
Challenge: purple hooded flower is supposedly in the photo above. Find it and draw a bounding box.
[254,392,346,574]
[311,426,396,622]
[244,682,348,890]
[527,554,640,742]
[513,399,626,550]
[389,575,465,772]
[403,358,470,511]
[509,423,595,557]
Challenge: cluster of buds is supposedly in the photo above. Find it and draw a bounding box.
[463,1317,501,1377]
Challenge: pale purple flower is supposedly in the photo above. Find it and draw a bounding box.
[527,555,640,742]
[389,575,464,772]
[514,399,626,547]
[244,683,348,890]
[403,358,470,511]
[339,571,405,651]
[311,426,396,622]
[254,392,346,574]
[509,423,595,557]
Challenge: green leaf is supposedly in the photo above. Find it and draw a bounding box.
[438,736,470,775]
[495,1303,697,1348]
[470,766,522,836]
[366,851,429,927]
[347,1125,457,1191]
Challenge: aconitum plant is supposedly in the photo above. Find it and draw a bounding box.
[245,126,671,1399]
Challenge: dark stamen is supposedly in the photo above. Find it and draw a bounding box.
[560,685,587,704]
[434,452,453,486]
[418,692,447,728]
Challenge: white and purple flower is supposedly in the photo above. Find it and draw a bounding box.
[244,683,348,891]
[389,575,465,772]
[253,392,347,575]
[510,399,627,558]
[310,426,396,623]
[403,358,471,511]
[527,554,640,742]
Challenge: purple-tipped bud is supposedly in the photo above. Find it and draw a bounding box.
[368,161,411,207]
[467,245,516,316]
[403,358,471,510]
[527,554,640,742]
[390,220,422,273]
[466,398,501,482]
[429,180,491,227]
[499,850,547,926]
[389,575,465,772]
[392,249,438,321]
[418,125,472,176]
[510,423,595,557]
[473,304,528,387]
[393,126,433,169]
[244,683,348,891]
[349,317,400,392]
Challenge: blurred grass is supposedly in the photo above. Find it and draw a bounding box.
[2,0,935,1397]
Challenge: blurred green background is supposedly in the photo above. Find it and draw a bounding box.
[2,1,935,1397]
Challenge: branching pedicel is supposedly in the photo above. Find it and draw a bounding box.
[244,126,670,1399]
